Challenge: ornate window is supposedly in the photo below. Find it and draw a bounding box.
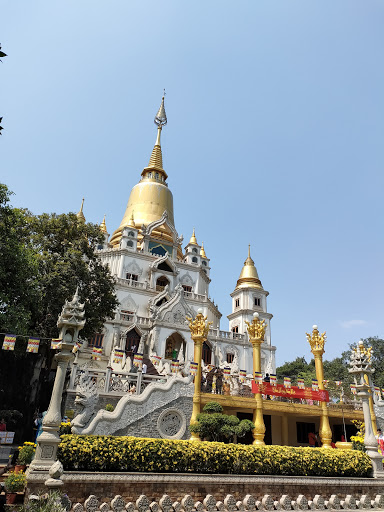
[126,273,138,281]
[156,276,169,292]
[128,231,135,237]
[202,341,212,365]
[125,329,141,355]
[231,326,239,333]
[192,256,198,263]
[89,333,104,348]
[182,285,192,293]
[192,248,198,254]
[226,353,234,364]
[127,240,134,247]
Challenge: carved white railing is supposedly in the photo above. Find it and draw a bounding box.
[116,278,148,289]
[63,492,384,512]
[69,366,167,395]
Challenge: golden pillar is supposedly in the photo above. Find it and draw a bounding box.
[306,325,332,449]
[245,312,267,446]
[187,309,212,442]
[281,414,289,446]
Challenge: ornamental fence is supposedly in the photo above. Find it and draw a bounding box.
[64,493,384,512]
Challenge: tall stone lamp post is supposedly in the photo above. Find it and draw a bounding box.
[245,312,266,446]
[186,309,212,442]
[29,288,85,476]
[349,341,384,478]
[306,325,332,449]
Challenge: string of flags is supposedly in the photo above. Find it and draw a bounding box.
[1,332,68,353]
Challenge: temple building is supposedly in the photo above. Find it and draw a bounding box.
[77,95,276,377]
[67,96,365,446]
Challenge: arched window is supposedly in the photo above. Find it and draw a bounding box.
[192,248,198,254]
[226,353,234,364]
[156,276,170,291]
[127,240,133,247]
[202,342,212,365]
[125,329,141,355]
[202,261,207,266]
[192,256,198,263]
[128,231,135,237]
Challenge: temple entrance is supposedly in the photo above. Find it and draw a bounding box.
[125,328,141,356]
[202,341,212,365]
[164,332,185,360]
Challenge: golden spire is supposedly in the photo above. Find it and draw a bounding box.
[100,214,108,234]
[189,227,198,245]
[235,245,262,290]
[142,94,168,179]
[200,241,207,258]
[127,212,136,228]
[76,198,85,223]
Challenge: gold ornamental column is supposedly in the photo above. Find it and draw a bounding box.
[245,312,267,446]
[364,374,378,434]
[187,309,212,442]
[306,325,332,449]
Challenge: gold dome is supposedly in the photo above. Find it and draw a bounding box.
[100,215,108,234]
[76,198,85,223]
[200,242,207,258]
[189,228,198,245]
[235,246,263,290]
[110,95,179,252]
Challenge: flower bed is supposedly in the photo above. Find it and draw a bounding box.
[58,435,372,477]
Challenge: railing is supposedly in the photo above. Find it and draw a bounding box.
[208,328,246,341]
[116,278,147,289]
[119,314,152,325]
[69,365,167,395]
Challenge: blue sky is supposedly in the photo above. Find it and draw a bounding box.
[1,1,383,366]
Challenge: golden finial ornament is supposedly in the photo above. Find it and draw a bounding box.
[189,228,198,245]
[200,242,207,258]
[127,212,136,228]
[245,312,267,342]
[235,245,262,290]
[306,325,327,355]
[154,92,167,128]
[186,309,212,340]
[352,340,373,363]
[100,214,108,234]
[76,198,86,223]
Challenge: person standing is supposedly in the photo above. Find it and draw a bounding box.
[215,368,223,395]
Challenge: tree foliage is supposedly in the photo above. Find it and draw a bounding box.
[0,183,118,339]
[189,402,254,443]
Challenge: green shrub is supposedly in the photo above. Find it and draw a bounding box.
[17,441,36,464]
[105,404,115,412]
[4,471,27,492]
[58,435,372,477]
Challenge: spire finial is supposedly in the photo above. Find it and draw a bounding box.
[200,241,207,258]
[100,214,108,234]
[189,227,198,245]
[77,198,86,223]
[128,211,136,228]
[248,244,251,259]
[154,93,167,128]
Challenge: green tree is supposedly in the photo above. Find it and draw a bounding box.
[0,184,38,334]
[27,211,118,339]
[189,402,254,443]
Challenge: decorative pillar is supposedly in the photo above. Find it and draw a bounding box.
[349,341,384,478]
[29,288,85,474]
[365,374,378,433]
[245,312,266,446]
[187,309,212,442]
[306,325,332,449]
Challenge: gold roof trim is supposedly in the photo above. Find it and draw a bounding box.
[235,245,263,290]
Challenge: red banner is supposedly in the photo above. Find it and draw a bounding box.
[251,382,329,402]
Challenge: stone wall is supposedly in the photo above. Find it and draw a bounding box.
[115,396,192,440]
[26,472,384,506]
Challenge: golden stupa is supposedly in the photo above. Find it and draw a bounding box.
[110,96,181,256]
[235,246,263,290]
